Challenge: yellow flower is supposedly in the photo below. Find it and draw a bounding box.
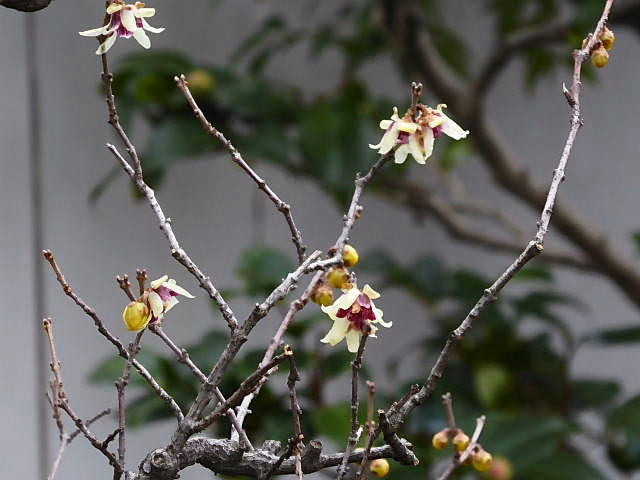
[370,459,390,477]
[79,1,164,54]
[320,285,391,352]
[369,104,468,164]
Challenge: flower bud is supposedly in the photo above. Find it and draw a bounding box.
[185,69,216,97]
[591,45,609,68]
[472,449,493,472]
[313,285,334,307]
[123,301,151,332]
[453,431,470,452]
[432,429,450,450]
[485,456,514,480]
[327,267,351,289]
[343,245,360,267]
[600,27,616,51]
[370,459,390,477]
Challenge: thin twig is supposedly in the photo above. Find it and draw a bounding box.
[175,74,306,264]
[285,346,304,479]
[115,330,144,479]
[116,274,136,301]
[135,269,147,296]
[442,393,457,431]
[337,333,369,480]
[100,53,238,331]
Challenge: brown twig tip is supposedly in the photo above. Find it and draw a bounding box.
[135,269,148,296]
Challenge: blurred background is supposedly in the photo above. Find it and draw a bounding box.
[2,0,640,478]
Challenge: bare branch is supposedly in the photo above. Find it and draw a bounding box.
[175,74,307,264]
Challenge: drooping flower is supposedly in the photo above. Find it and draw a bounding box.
[320,284,391,352]
[369,104,469,164]
[79,1,164,55]
[122,275,194,332]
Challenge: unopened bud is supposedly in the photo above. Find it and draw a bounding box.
[453,431,470,452]
[123,301,151,332]
[600,27,616,51]
[327,267,351,289]
[370,458,390,477]
[472,449,493,472]
[432,429,449,450]
[185,69,216,97]
[485,456,514,480]
[591,45,609,68]
[313,285,334,306]
[343,244,360,267]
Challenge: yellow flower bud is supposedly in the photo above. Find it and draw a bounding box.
[327,267,351,289]
[432,429,450,450]
[313,285,334,307]
[472,449,493,472]
[370,459,390,478]
[343,245,360,267]
[185,69,216,97]
[123,301,151,332]
[591,45,609,68]
[600,27,616,51]
[453,431,470,452]
[483,456,514,480]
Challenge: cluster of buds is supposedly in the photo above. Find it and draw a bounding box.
[591,26,616,69]
[122,275,194,331]
[432,427,493,472]
[312,245,392,352]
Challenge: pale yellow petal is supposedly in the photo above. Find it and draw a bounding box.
[390,107,401,122]
[423,127,435,160]
[133,29,151,48]
[106,3,124,14]
[150,275,168,290]
[165,280,195,298]
[163,296,179,313]
[441,115,469,140]
[148,291,164,318]
[333,288,360,310]
[362,284,380,300]
[79,26,109,37]
[345,330,362,353]
[374,308,392,328]
[376,123,400,154]
[320,317,350,346]
[394,144,409,164]
[408,133,425,164]
[96,34,117,55]
[141,19,164,33]
[379,119,393,130]
[396,121,419,133]
[134,7,156,17]
[121,8,138,32]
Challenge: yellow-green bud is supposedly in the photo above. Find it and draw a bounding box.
[453,431,470,452]
[313,285,334,306]
[343,245,360,267]
[432,429,450,450]
[185,69,216,97]
[327,267,351,289]
[600,27,616,51]
[591,45,609,68]
[484,456,514,480]
[123,301,151,332]
[472,449,493,472]
[370,459,390,478]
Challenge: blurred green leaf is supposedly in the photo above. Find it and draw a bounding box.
[237,246,295,297]
[583,325,640,345]
[570,378,620,411]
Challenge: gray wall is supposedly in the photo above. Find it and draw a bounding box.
[1,0,639,478]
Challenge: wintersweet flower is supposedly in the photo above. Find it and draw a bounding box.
[369,104,469,164]
[122,275,194,331]
[320,284,391,352]
[79,1,164,55]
